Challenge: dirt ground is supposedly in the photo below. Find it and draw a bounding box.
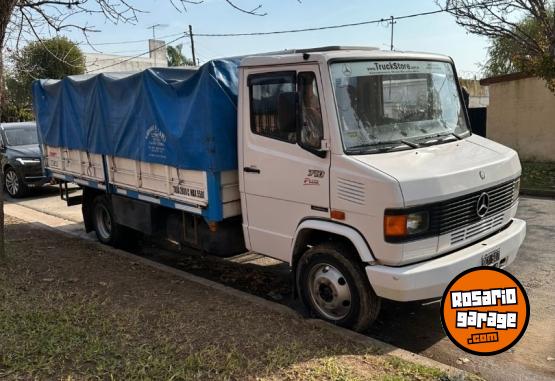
[0,215,454,381]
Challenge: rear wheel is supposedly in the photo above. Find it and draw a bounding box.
[4,167,28,198]
[297,243,381,332]
[92,195,128,247]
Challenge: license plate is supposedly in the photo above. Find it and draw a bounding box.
[481,248,500,266]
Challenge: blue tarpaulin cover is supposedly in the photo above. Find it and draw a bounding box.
[32,58,240,172]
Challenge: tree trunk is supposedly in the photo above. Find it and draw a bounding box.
[0,49,4,261]
[552,1,555,58]
[0,3,15,261]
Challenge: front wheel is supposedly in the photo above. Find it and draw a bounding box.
[297,243,381,332]
[4,167,28,198]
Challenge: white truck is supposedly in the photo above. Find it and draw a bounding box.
[34,47,526,331]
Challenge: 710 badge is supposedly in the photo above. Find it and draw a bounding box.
[441,267,529,355]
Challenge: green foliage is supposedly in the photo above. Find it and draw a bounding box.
[0,75,33,122]
[167,43,194,67]
[14,36,85,85]
[484,10,555,92]
[1,36,84,122]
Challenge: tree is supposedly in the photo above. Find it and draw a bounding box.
[484,12,554,77]
[167,44,195,67]
[14,36,85,94]
[1,36,84,123]
[0,1,272,260]
[439,0,555,92]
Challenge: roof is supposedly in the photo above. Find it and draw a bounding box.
[480,72,534,86]
[240,46,452,67]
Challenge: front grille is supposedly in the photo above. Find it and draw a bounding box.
[23,163,44,177]
[429,178,518,235]
[450,213,505,245]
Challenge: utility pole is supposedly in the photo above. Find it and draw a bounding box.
[189,25,197,66]
[389,16,396,51]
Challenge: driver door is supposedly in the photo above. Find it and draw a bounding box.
[241,65,330,262]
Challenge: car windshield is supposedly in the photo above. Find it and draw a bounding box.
[3,127,39,146]
[330,60,470,153]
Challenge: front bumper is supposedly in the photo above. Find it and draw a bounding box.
[366,218,526,302]
[13,163,49,186]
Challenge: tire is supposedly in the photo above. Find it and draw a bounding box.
[4,167,28,198]
[297,242,381,332]
[91,195,128,247]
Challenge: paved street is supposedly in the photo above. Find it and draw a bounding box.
[5,186,555,381]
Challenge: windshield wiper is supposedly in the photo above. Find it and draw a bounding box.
[346,140,418,154]
[399,139,419,148]
[415,132,462,146]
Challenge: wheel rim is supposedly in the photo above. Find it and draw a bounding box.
[5,171,19,196]
[94,203,112,240]
[307,263,352,321]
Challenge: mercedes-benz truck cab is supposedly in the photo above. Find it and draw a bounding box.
[238,48,525,331]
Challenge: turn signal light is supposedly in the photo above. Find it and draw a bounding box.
[384,215,408,237]
[331,210,346,220]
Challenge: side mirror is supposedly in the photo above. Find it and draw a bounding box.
[298,131,328,158]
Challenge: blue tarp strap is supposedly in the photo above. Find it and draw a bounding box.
[203,171,223,223]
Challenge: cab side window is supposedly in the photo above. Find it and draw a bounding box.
[249,72,297,144]
[298,72,324,149]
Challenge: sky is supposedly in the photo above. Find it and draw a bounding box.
[63,0,491,78]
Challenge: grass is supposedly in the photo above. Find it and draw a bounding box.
[520,161,555,193]
[0,216,453,380]
[380,357,448,381]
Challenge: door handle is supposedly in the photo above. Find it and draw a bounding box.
[243,166,261,174]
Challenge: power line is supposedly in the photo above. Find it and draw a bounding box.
[86,34,186,73]
[81,31,185,46]
[78,0,507,48]
[188,0,509,37]
[86,0,508,72]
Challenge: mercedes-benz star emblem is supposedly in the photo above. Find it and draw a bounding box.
[476,192,490,218]
[479,170,486,180]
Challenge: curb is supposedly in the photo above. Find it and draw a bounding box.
[5,204,476,380]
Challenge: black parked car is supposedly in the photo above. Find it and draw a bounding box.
[1,122,49,198]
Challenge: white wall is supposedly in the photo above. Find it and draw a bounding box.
[85,39,168,73]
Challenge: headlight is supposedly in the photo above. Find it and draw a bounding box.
[512,178,520,203]
[15,158,40,165]
[384,210,430,240]
[406,211,430,234]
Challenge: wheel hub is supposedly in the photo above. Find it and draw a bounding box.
[308,263,352,321]
[318,283,334,302]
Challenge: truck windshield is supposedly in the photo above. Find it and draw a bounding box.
[330,60,469,153]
